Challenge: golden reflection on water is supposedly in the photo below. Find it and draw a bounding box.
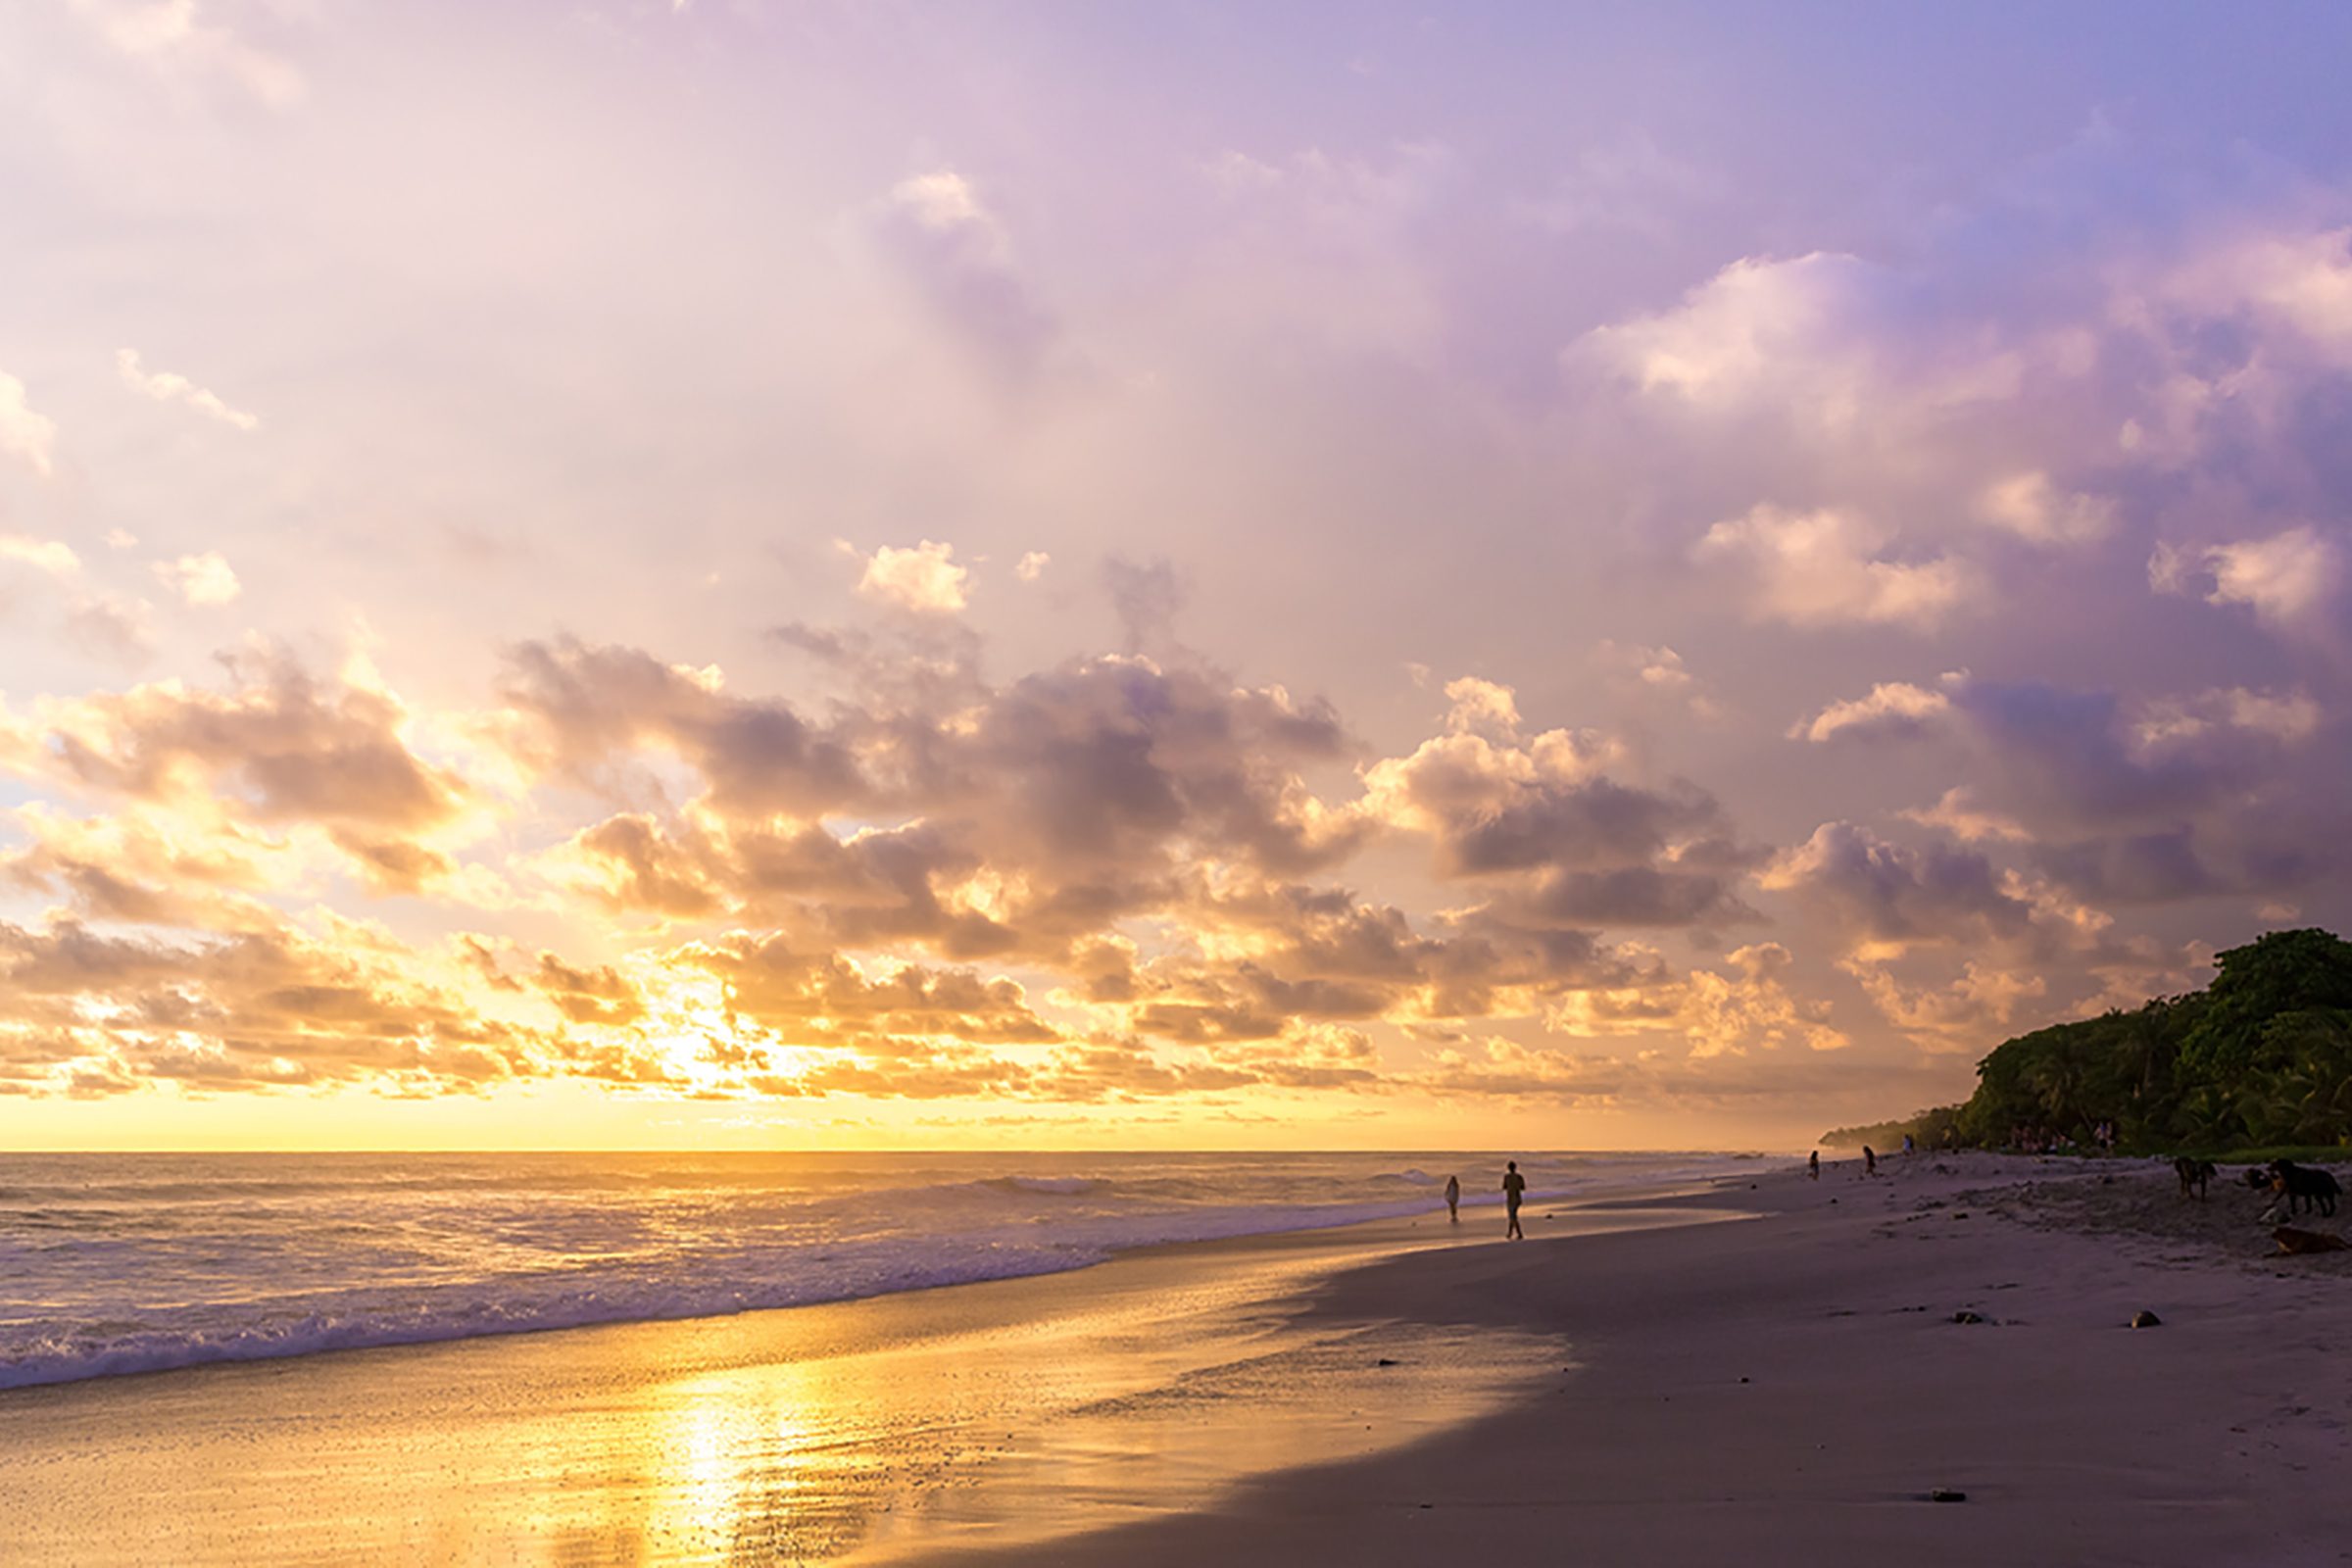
[615,1246,1557,1564]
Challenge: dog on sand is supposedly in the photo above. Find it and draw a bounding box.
[2173,1155,2217,1200]
[2267,1159,2341,1219]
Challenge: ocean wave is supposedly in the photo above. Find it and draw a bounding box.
[986,1176,1101,1196]
[0,1193,1463,1391]
[0,1152,1766,1393]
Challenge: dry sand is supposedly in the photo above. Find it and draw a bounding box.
[4,1153,2347,1565]
[955,1151,2352,1568]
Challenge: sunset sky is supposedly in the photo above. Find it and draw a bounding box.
[5,2,2352,1151]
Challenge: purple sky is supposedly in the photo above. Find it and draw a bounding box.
[4,1,2351,1149]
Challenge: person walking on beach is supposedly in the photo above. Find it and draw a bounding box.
[1862,1145,1878,1177]
[1444,1173,1461,1222]
[1808,1150,1820,1181]
[1502,1161,1526,1239]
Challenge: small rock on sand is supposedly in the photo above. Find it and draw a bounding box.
[1951,1310,1985,1324]
[1929,1489,1968,1503]
[2131,1310,2162,1328]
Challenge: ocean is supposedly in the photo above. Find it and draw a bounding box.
[0,1149,1762,1392]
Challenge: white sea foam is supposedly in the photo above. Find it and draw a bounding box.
[0,1151,1763,1391]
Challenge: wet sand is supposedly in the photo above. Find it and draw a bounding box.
[7,1154,2346,1565]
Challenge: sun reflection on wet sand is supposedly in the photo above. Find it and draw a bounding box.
[0,1208,1712,1563]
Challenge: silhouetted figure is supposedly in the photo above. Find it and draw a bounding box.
[1808,1151,1820,1181]
[1902,1134,1915,1156]
[1502,1160,1526,1239]
[1444,1174,1460,1222]
[1862,1145,1878,1177]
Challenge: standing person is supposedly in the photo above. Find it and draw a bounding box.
[1862,1145,1878,1177]
[1808,1150,1820,1181]
[1444,1173,1461,1223]
[1501,1160,1526,1239]
[1902,1133,1915,1157]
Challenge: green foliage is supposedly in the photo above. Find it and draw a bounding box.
[1820,1104,1963,1151]
[1822,929,2352,1153]
[2177,929,2352,1083]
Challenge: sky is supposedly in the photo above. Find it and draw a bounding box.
[5,1,2352,1152]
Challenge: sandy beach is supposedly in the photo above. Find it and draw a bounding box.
[5,1153,2348,1565]
[969,1152,2352,1568]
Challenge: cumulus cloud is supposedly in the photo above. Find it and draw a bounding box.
[0,371,59,477]
[1015,550,1051,583]
[507,636,1366,949]
[1974,471,2113,545]
[1762,821,2037,951]
[1,801,282,932]
[1792,672,2345,904]
[1695,506,1975,629]
[1593,643,1716,716]
[1556,200,2352,667]
[1566,243,2070,446]
[1576,252,1886,418]
[1102,556,1185,654]
[1546,941,1847,1056]
[683,934,1060,1048]
[0,917,538,1098]
[15,647,469,831]
[1441,675,1521,736]
[117,350,261,431]
[872,170,1056,378]
[0,606,2247,1116]
[64,595,157,667]
[1791,678,1958,742]
[151,551,241,606]
[854,540,970,614]
[75,0,306,109]
[1842,958,2048,1048]
[2152,225,2352,352]
[2155,526,2345,632]
[0,535,81,578]
[1900,787,2032,845]
[1364,693,1757,932]
[498,637,862,818]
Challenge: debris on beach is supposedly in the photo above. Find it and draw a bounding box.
[1951,1310,1986,1324]
[2130,1310,2162,1328]
[1928,1489,1968,1503]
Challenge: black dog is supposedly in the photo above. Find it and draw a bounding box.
[2269,1159,2341,1218]
[2174,1156,2217,1200]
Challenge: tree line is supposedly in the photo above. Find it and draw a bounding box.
[1822,928,2352,1156]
